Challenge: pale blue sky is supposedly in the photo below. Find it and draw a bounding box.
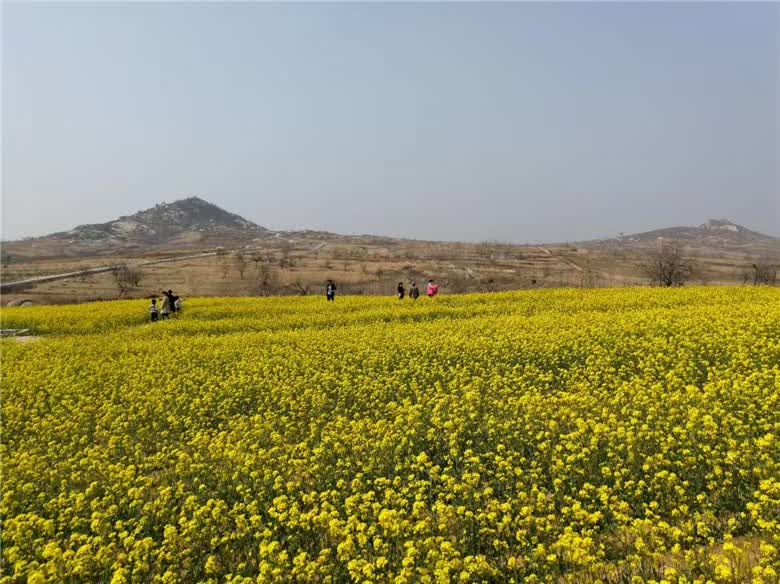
[2,2,778,243]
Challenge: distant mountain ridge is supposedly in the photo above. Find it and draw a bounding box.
[616,219,777,244]
[47,196,267,244]
[14,197,778,249]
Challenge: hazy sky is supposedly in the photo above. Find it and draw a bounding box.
[2,2,778,243]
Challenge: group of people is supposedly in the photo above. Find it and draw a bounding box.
[323,279,440,302]
[148,280,437,319]
[396,279,438,300]
[149,289,182,322]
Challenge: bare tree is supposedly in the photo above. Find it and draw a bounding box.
[580,258,598,288]
[250,250,264,271]
[478,241,500,266]
[111,265,144,298]
[127,267,144,287]
[233,251,248,280]
[279,241,292,269]
[112,267,131,298]
[446,272,468,294]
[747,261,778,285]
[214,247,229,279]
[641,241,693,287]
[292,279,311,296]
[249,264,279,296]
[479,277,497,293]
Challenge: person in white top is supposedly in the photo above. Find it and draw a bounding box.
[160,294,171,319]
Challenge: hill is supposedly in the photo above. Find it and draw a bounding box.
[44,196,267,246]
[1,199,777,304]
[615,219,777,245]
[9,197,777,251]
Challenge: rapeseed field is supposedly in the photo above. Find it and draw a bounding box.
[2,288,779,583]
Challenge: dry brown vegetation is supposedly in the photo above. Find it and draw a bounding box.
[1,230,778,305]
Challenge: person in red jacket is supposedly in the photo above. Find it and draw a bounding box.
[426,279,439,298]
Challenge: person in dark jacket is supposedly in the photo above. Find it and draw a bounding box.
[326,280,336,301]
[410,281,420,300]
[397,282,405,300]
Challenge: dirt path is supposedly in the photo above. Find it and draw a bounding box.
[0,329,41,343]
[1,265,120,292]
[1,250,226,293]
[447,264,476,278]
[537,247,584,272]
[1,238,323,294]
[139,250,222,266]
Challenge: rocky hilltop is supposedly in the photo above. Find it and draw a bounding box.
[48,197,267,245]
[615,219,777,245]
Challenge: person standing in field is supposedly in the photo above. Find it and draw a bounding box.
[397,282,405,300]
[150,298,159,322]
[410,281,420,300]
[167,290,177,314]
[326,280,336,302]
[160,292,171,320]
[427,279,439,298]
[174,296,182,313]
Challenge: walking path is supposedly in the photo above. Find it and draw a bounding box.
[1,250,222,293]
[537,247,584,272]
[0,241,302,293]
